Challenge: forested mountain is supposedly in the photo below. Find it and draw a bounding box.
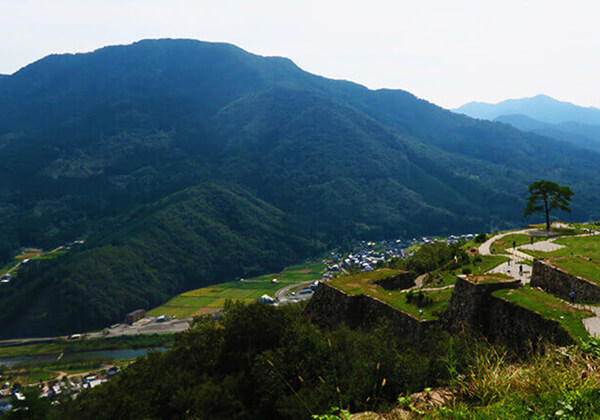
[494,114,600,153]
[1,39,600,336]
[454,95,600,152]
[454,94,600,125]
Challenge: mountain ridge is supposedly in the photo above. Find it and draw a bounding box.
[1,38,600,335]
[454,94,600,125]
[494,114,600,152]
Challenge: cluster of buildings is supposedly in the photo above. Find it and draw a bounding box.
[323,234,477,277]
[0,366,120,414]
[324,240,406,275]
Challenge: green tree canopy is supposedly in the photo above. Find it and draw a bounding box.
[524,180,574,230]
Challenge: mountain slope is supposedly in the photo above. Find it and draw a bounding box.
[454,94,600,125]
[0,183,316,337]
[1,39,600,335]
[495,114,600,153]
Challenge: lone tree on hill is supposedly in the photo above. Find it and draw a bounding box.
[524,180,574,231]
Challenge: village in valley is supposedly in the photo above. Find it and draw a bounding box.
[3,213,600,414]
[0,230,480,410]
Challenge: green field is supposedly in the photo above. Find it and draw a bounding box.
[328,269,453,321]
[147,261,325,318]
[520,234,600,261]
[0,247,70,276]
[493,286,593,340]
[552,256,600,285]
[518,234,600,283]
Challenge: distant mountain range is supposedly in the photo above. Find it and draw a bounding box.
[454,95,600,152]
[2,39,600,336]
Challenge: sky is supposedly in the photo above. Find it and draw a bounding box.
[1,0,600,109]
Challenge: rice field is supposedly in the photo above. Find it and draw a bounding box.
[147,261,325,318]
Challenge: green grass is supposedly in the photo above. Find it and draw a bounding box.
[328,269,453,321]
[552,257,600,285]
[539,234,600,260]
[516,234,600,283]
[427,255,509,287]
[423,339,600,419]
[15,248,42,261]
[490,234,544,254]
[34,249,68,260]
[19,370,55,384]
[328,269,404,295]
[147,261,325,317]
[492,286,592,340]
[381,288,454,320]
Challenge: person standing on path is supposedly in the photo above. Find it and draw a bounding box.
[519,265,523,276]
[570,291,575,303]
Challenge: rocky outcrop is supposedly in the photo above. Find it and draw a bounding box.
[303,283,437,341]
[374,271,415,290]
[531,257,600,303]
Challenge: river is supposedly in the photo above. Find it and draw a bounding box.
[0,348,168,369]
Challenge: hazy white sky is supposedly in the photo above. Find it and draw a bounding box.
[1,0,599,109]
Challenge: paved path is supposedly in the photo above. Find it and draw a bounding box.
[520,241,564,253]
[478,229,531,257]
[488,256,532,283]
[481,226,600,337]
[477,227,597,283]
[578,304,600,338]
[478,229,535,283]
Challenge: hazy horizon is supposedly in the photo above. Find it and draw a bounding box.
[2,0,600,109]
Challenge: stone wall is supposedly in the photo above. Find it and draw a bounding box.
[303,283,437,341]
[531,258,600,303]
[486,296,575,349]
[443,276,521,334]
[305,275,577,351]
[374,271,415,290]
[443,275,574,350]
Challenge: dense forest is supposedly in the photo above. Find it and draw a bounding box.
[1,39,600,335]
[12,301,600,420]
[14,301,477,419]
[0,183,319,337]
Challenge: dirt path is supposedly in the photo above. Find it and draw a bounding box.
[412,274,427,288]
[408,274,455,292]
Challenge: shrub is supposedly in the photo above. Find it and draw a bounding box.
[474,233,487,244]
